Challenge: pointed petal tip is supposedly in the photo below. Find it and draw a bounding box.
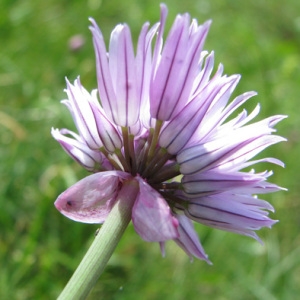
[248,90,258,97]
[88,17,98,28]
[270,219,279,227]
[159,242,166,257]
[205,19,212,25]
[204,256,213,265]
[197,252,212,264]
[54,198,61,210]
[88,18,102,37]
[160,3,168,13]
[257,237,264,246]
[202,19,212,31]
[280,114,288,120]
[189,253,212,264]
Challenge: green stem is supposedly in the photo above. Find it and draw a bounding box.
[147,120,163,161]
[57,178,139,300]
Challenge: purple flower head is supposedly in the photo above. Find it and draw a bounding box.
[52,4,286,263]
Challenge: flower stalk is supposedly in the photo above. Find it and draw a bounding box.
[57,179,139,300]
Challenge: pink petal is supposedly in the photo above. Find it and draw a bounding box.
[54,171,131,223]
[63,78,103,150]
[108,24,139,126]
[132,177,179,242]
[51,127,108,171]
[89,19,117,124]
[184,193,278,239]
[159,75,237,154]
[150,11,211,121]
[174,214,211,263]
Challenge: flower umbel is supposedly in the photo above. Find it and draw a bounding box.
[53,4,286,263]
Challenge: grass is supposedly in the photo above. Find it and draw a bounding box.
[1,0,300,299]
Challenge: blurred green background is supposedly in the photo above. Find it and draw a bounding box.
[1,0,299,299]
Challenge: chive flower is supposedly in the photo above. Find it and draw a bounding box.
[52,4,286,263]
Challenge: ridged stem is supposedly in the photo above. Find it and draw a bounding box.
[57,178,139,300]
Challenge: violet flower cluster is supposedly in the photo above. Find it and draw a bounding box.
[52,4,286,263]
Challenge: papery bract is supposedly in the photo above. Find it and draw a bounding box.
[55,171,131,223]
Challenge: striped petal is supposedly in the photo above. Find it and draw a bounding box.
[51,128,111,171]
[132,177,179,242]
[183,193,278,241]
[174,214,211,263]
[150,9,211,121]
